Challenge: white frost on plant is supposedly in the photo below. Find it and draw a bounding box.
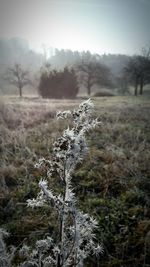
[56,110,71,119]
[36,237,52,252]
[19,245,30,258]
[27,190,46,208]
[22,99,102,267]
[93,244,104,256]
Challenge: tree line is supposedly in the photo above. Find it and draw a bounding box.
[3,47,150,98]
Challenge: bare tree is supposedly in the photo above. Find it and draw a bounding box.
[76,60,113,96]
[6,63,30,97]
[124,49,150,96]
[124,57,140,96]
[138,50,150,95]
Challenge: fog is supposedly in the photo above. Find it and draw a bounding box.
[0,0,150,96]
[0,0,150,55]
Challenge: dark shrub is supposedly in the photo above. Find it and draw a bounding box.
[38,66,78,98]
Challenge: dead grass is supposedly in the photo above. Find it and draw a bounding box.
[0,95,150,266]
[0,96,83,129]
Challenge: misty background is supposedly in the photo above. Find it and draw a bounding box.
[0,0,150,96]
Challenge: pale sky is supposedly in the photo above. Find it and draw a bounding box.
[0,0,150,55]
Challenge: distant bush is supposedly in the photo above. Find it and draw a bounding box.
[93,90,115,97]
[38,66,79,99]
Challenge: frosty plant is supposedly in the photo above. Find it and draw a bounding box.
[25,99,102,267]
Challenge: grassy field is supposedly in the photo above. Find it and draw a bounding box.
[0,95,150,266]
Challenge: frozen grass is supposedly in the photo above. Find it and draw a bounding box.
[0,95,150,266]
[0,96,83,129]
